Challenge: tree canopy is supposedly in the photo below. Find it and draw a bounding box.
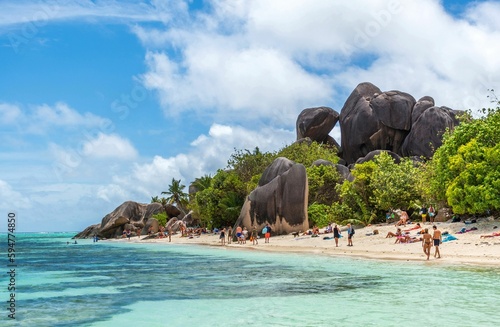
[430,106,500,214]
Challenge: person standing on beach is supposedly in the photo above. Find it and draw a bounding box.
[227,226,232,244]
[347,224,354,246]
[236,226,243,244]
[422,228,432,260]
[432,225,442,258]
[428,205,436,223]
[168,226,172,242]
[333,224,340,247]
[265,224,271,243]
[251,226,258,245]
[220,228,226,246]
[420,205,428,224]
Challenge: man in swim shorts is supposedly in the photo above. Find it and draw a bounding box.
[432,225,442,258]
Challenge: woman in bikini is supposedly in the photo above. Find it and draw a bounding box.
[422,228,432,260]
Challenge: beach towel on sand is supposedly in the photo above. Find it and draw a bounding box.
[441,234,458,242]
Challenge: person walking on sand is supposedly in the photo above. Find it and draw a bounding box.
[422,228,432,260]
[168,226,172,242]
[432,225,442,258]
[251,226,258,245]
[347,223,354,246]
[227,226,232,244]
[333,224,341,247]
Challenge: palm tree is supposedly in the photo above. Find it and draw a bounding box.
[151,196,160,203]
[190,174,212,193]
[162,178,189,215]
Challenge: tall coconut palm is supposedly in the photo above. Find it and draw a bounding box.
[190,174,212,193]
[162,178,189,215]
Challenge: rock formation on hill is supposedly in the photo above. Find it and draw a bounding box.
[299,82,464,165]
[236,82,462,234]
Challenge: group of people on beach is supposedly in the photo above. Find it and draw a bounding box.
[219,224,272,246]
[421,225,442,260]
[386,222,442,259]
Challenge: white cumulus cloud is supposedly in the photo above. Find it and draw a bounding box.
[82,133,138,160]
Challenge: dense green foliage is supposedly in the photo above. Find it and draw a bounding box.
[276,141,338,166]
[308,203,334,227]
[330,153,424,226]
[306,164,341,205]
[151,212,168,226]
[430,106,500,214]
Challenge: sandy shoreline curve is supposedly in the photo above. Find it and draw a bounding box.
[107,218,500,267]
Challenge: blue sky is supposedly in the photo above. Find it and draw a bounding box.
[1,0,499,232]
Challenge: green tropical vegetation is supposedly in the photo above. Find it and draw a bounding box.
[153,103,500,230]
[428,105,500,215]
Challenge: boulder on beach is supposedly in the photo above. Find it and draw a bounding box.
[234,157,309,235]
[74,201,181,239]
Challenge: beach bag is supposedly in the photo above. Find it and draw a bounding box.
[262,227,267,234]
[351,228,355,235]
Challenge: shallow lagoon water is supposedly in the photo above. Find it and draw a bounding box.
[1,233,499,326]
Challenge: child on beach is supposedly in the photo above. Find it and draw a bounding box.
[251,226,258,245]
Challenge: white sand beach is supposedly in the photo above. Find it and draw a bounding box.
[115,217,500,267]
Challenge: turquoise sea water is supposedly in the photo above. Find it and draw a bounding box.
[1,232,499,327]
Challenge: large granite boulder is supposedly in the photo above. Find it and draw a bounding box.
[234,157,309,235]
[401,105,463,158]
[339,82,383,164]
[74,201,178,239]
[296,106,340,148]
[339,82,462,164]
[143,218,160,234]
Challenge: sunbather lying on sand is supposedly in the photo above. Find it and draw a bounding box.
[396,234,421,244]
[403,223,421,232]
[480,232,500,238]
